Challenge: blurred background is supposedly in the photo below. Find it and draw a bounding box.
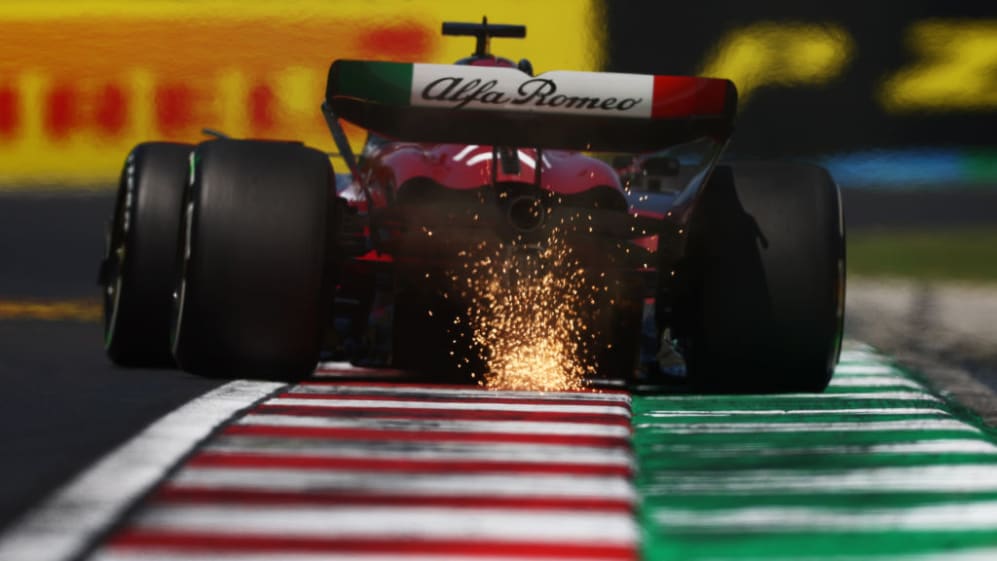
[1,0,995,378]
[604,1,997,382]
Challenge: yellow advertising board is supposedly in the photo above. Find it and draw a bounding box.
[0,1,603,185]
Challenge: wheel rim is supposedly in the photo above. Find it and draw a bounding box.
[104,152,137,349]
[170,152,198,357]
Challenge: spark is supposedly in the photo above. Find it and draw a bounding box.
[445,228,602,392]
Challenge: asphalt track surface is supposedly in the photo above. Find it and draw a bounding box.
[2,191,997,560]
[0,193,224,533]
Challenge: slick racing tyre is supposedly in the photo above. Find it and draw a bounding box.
[102,142,192,367]
[171,140,338,381]
[671,162,845,393]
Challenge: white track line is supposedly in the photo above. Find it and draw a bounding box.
[205,437,634,465]
[289,384,631,402]
[829,376,927,389]
[636,418,979,434]
[833,364,901,375]
[239,414,632,436]
[0,381,283,561]
[652,501,997,531]
[129,504,638,542]
[650,439,997,456]
[266,397,631,415]
[645,391,941,402]
[710,549,997,561]
[642,407,948,418]
[211,435,629,454]
[171,467,636,499]
[596,547,997,561]
[646,464,997,493]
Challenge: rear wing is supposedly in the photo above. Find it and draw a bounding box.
[324,60,737,152]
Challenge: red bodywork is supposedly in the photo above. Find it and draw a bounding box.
[339,140,661,272]
[336,136,654,375]
[352,143,622,206]
[322,49,736,374]
[340,54,633,221]
[320,26,738,374]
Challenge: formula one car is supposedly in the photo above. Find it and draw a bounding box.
[99,19,845,392]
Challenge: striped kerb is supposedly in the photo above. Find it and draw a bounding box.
[634,344,997,561]
[86,343,997,560]
[93,377,639,561]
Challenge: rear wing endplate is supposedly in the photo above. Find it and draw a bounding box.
[325,60,736,152]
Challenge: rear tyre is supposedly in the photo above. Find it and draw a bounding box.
[171,140,337,381]
[102,142,192,367]
[671,162,845,393]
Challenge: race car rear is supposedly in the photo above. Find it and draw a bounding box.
[101,19,844,394]
[322,48,738,386]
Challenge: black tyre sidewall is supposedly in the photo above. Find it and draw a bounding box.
[172,140,336,381]
[104,142,192,367]
[675,162,845,393]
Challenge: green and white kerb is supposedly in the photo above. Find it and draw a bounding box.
[633,343,997,561]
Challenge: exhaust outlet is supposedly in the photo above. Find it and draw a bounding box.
[506,194,546,233]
